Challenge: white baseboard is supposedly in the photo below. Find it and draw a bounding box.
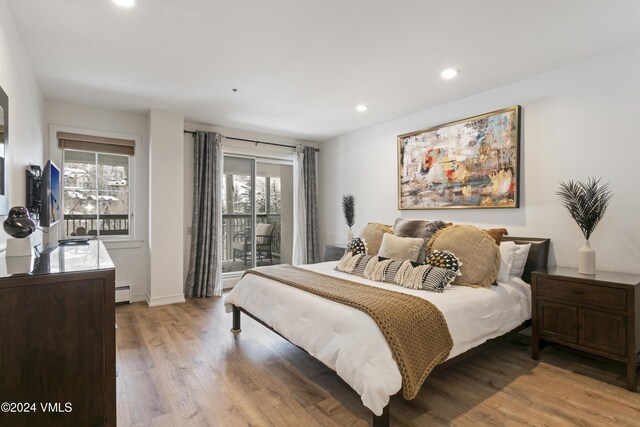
[223,276,241,289]
[146,293,186,307]
[131,293,147,303]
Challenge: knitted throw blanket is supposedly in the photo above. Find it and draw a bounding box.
[243,264,453,399]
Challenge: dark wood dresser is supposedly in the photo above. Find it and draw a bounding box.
[0,241,116,426]
[323,243,346,262]
[532,267,640,391]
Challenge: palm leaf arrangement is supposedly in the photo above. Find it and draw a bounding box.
[342,194,356,228]
[556,177,613,240]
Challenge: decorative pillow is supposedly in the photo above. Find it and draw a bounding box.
[425,250,462,277]
[393,218,447,263]
[484,228,508,245]
[378,233,424,263]
[510,243,532,278]
[428,225,500,288]
[346,237,368,255]
[497,241,517,283]
[359,223,393,255]
[335,252,453,292]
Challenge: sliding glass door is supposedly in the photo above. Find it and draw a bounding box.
[222,155,293,274]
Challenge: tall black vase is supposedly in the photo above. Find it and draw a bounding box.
[3,206,36,238]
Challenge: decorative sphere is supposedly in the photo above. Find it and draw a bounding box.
[3,206,36,238]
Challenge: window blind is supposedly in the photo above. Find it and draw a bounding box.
[57,132,135,156]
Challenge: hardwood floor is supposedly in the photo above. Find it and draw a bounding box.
[116,296,640,426]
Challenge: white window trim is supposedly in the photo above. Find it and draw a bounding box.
[49,125,140,242]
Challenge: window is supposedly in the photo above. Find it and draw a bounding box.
[59,132,134,238]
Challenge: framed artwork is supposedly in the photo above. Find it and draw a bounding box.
[397,105,521,210]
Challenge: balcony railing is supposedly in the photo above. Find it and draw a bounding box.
[222,214,281,261]
[64,214,129,236]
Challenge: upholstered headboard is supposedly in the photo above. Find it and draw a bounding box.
[502,236,550,284]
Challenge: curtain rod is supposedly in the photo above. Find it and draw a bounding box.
[184,130,319,152]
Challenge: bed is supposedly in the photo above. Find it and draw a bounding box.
[224,236,550,426]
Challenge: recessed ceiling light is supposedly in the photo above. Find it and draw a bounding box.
[356,105,368,112]
[112,0,136,8]
[441,68,459,80]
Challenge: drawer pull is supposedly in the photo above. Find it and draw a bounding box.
[571,290,586,295]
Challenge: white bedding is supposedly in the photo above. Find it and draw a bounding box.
[224,261,531,416]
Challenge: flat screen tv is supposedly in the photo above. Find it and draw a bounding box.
[41,160,60,227]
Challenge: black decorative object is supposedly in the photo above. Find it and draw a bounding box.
[342,194,356,240]
[556,177,613,240]
[3,206,36,238]
[557,177,613,275]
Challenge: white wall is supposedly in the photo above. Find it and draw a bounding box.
[149,109,185,305]
[319,43,640,275]
[0,0,44,250]
[43,100,149,301]
[182,123,316,286]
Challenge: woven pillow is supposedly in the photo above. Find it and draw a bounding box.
[335,252,454,293]
[393,218,447,263]
[428,225,500,288]
[359,223,393,255]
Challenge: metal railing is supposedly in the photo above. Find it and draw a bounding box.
[64,214,129,236]
[222,214,281,261]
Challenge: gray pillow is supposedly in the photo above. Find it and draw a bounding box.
[393,218,447,263]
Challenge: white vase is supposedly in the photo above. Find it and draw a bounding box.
[578,239,596,275]
[347,227,354,241]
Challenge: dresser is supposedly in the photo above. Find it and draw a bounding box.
[0,241,116,426]
[531,267,640,391]
[323,243,346,262]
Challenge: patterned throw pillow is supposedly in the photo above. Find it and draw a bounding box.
[335,252,453,293]
[425,250,462,277]
[346,237,368,255]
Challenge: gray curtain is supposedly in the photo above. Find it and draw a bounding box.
[185,131,223,297]
[303,146,320,263]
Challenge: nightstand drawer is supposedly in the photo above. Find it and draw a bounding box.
[537,277,626,310]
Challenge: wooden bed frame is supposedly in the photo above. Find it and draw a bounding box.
[230,236,550,427]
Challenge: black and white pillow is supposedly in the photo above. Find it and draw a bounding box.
[421,265,457,292]
[346,237,368,255]
[425,250,461,276]
[335,253,453,293]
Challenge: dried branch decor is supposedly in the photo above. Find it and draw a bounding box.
[556,177,613,240]
[342,194,356,228]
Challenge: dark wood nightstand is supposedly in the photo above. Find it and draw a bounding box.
[532,267,640,391]
[323,243,346,262]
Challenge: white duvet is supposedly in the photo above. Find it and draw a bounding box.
[224,261,531,416]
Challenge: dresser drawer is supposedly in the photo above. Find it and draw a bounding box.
[536,277,626,310]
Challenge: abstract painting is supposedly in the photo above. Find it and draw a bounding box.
[397,105,521,209]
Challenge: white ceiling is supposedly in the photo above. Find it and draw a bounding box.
[6,0,640,141]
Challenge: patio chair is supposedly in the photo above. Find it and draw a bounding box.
[232,223,274,266]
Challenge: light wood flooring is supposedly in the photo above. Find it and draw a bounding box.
[116,296,640,426]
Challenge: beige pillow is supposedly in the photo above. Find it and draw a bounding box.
[359,223,393,255]
[393,218,447,263]
[428,225,500,288]
[378,233,424,263]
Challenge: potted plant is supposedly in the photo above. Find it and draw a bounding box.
[557,177,613,274]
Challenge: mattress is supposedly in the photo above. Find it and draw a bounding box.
[224,261,531,416]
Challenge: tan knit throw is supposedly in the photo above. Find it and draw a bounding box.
[243,264,453,400]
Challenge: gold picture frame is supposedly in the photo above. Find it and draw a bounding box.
[397,105,521,210]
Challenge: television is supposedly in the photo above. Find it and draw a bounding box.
[41,160,60,227]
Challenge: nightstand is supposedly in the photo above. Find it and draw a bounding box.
[323,243,346,262]
[532,267,640,391]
